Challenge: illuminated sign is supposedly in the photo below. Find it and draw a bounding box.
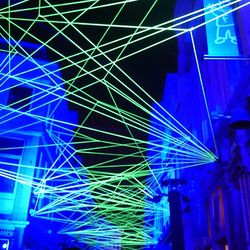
[203,0,239,56]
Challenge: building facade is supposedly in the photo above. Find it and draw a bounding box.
[0,38,80,249]
[148,1,250,249]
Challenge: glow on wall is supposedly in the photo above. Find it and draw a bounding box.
[203,0,239,56]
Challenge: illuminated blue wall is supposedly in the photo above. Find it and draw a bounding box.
[0,38,81,249]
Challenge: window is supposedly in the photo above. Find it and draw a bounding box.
[0,137,24,194]
[0,157,19,193]
[7,86,33,111]
[212,186,225,232]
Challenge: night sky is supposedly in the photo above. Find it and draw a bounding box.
[1,0,178,101]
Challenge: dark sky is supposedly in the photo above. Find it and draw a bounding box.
[118,0,178,100]
[2,0,178,102]
[44,0,178,102]
[96,0,179,101]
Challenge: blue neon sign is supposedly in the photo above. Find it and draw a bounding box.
[203,0,239,56]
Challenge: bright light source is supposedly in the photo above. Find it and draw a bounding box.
[0,239,9,250]
[2,243,8,249]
